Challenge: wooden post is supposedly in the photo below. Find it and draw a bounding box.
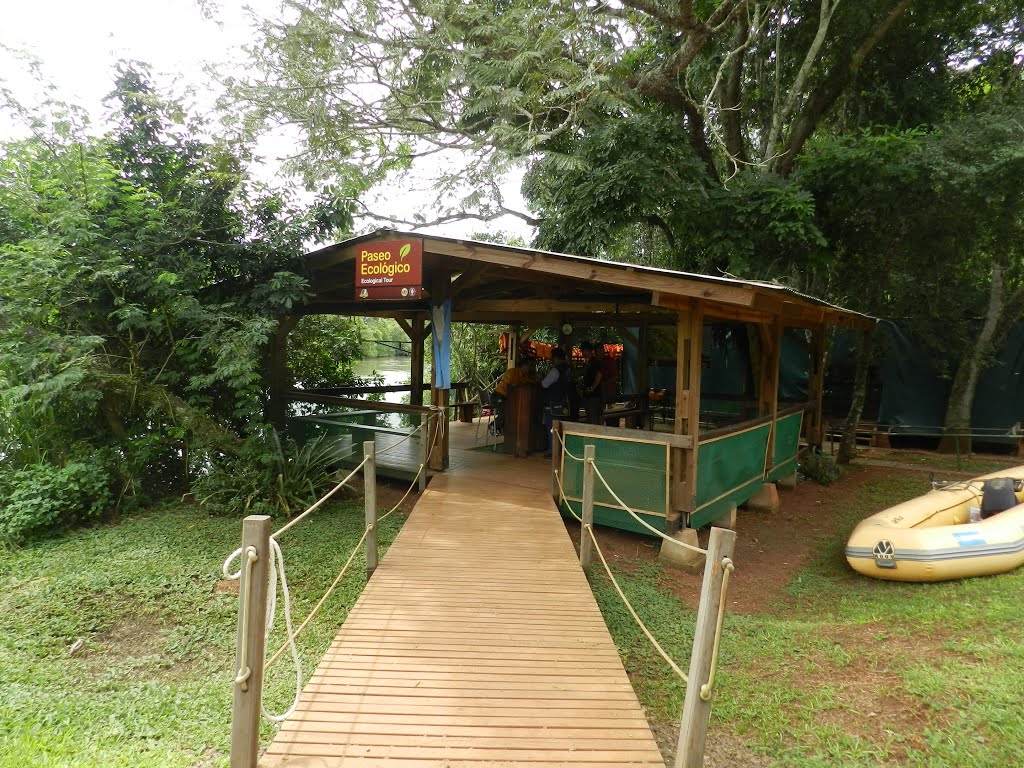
[419,412,429,492]
[670,312,690,527]
[551,420,562,502]
[410,316,426,407]
[580,445,596,571]
[685,306,703,514]
[363,441,377,576]
[765,318,782,473]
[805,326,827,449]
[429,388,450,470]
[675,526,737,768]
[230,515,271,768]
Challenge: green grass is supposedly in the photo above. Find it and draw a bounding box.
[0,500,404,768]
[592,472,1024,767]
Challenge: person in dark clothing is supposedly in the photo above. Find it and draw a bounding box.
[580,341,603,425]
[540,347,572,456]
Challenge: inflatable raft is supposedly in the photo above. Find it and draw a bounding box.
[845,466,1024,582]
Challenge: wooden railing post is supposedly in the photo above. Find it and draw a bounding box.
[675,526,737,768]
[364,441,378,577]
[419,412,429,492]
[580,444,596,571]
[230,515,271,768]
[551,420,562,502]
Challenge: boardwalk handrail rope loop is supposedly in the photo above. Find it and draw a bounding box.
[699,556,735,702]
[260,538,302,722]
[263,523,372,671]
[226,409,441,736]
[588,459,707,556]
[586,524,689,683]
[271,455,371,540]
[232,546,258,691]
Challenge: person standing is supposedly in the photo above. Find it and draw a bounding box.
[596,340,618,404]
[580,341,603,425]
[541,347,571,456]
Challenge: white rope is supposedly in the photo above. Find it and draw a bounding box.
[555,429,585,462]
[586,524,689,683]
[589,460,707,556]
[263,523,371,668]
[261,538,302,722]
[374,405,444,457]
[230,546,258,689]
[271,455,370,539]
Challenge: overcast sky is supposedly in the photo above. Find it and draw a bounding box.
[0,0,532,241]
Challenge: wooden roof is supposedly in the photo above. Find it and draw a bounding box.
[303,229,874,329]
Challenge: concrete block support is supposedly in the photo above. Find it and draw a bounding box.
[744,483,780,513]
[659,528,704,573]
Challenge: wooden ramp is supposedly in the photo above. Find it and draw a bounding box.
[261,443,665,767]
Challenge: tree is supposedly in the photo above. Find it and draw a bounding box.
[230,0,1023,451]
[0,65,339,539]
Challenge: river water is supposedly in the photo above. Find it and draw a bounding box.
[352,355,412,407]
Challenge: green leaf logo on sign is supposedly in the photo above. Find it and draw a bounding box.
[399,243,411,260]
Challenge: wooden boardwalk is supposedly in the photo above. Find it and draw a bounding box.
[261,430,665,767]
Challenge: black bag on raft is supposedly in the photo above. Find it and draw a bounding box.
[980,478,1017,518]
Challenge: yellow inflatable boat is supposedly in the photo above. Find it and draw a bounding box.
[845,466,1024,582]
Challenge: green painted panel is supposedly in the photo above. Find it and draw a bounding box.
[559,433,669,535]
[691,423,771,528]
[766,411,803,483]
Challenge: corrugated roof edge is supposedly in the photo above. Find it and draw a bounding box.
[307,228,875,323]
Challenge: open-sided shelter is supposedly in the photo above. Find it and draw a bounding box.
[270,229,873,534]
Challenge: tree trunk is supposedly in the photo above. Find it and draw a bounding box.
[939,264,1006,453]
[837,329,874,464]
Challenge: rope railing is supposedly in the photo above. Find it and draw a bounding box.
[563,442,737,768]
[264,523,373,671]
[227,407,442,764]
[554,428,585,462]
[699,556,734,702]
[270,456,371,540]
[584,523,689,683]
[589,461,707,556]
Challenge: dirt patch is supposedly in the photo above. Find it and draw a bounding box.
[559,462,950,765]
[75,612,194,680]
[646,715,772,768]
[213,579,239,595]
[562,463,897,615]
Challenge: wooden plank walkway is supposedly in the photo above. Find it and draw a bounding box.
[261,437,665,767]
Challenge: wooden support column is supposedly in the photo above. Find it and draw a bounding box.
[267,316,296,432]
[637,322,650,394]
[684,305,703,522]
[805,326,827,448]
[429,270,451,470]
[670,306,702,530]
[765,317,783,472]
[408,314,427,407]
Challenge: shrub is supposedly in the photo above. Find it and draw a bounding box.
[193,430,350,517]
[0,454,117,544]
[799,450,841,485]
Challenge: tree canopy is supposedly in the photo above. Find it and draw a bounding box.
[0,66,345,540]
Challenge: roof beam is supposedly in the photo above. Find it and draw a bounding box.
[427,239,757,308]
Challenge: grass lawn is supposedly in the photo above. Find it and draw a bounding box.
[0,499,403,768]
[4,463,1023,768]
[592,470,1024,767]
